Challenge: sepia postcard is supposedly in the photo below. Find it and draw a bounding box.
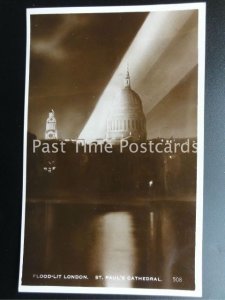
[19,3,205,297]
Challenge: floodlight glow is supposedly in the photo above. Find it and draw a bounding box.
[79,10,197,142]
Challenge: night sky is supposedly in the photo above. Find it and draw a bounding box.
[28,12,148,139]
[27,8,199,140]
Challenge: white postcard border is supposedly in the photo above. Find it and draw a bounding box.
[19,3,206,297]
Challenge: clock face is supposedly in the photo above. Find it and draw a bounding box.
[48,133,53,138]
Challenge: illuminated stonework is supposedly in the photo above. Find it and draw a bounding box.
[106,71,146,144]
[45,109,58,140]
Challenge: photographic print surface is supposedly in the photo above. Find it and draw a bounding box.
[19,3,205,297]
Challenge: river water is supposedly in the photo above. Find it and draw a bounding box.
[22,197,195,290]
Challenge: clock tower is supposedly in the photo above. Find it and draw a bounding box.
[45,109,58,140]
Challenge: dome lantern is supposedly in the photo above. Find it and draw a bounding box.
[124,65,130,88]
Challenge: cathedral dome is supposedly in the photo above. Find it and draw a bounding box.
[114,86,144,114]
[106,71,146,144]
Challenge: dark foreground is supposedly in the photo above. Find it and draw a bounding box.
[22,197,195,290]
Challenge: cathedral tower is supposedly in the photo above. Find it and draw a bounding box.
[45,109,58,140]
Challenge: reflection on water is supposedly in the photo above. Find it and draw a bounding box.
[22,198,195,290]
[96,212,136,287]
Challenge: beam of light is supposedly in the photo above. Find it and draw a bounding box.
[78,10,197,142]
